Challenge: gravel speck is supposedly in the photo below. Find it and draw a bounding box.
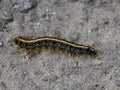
[116,80,120,87]
[1,11,13,22]
[69,32,81,42]
[0,81,7,90]
[68,0,79,2]
[80,0,96,5]
[87,86,96,90]
[0,41,3,47]
[19,0,37,12]
[0,18,6,31]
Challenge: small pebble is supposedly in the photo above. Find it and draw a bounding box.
[0,0,2,3]
[1,11,13,22]
[87,86,96,90]
[52,29,62,38]
[0,18,6,31]
[80,0,96,5]
[0,81,7,90]
[41,9,56,20]
[68,0,79,2]
[116,80,120,87]
[69,32,81,42]
[19,0,37,12]
[0,41,3,47]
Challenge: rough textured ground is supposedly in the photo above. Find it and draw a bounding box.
[0,0,120,90]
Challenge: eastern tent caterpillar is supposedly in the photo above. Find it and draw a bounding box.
[14,36,97,58]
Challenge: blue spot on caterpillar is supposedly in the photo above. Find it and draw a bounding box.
[14,36,97,58]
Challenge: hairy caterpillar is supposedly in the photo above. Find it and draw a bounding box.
[14,36,97,58]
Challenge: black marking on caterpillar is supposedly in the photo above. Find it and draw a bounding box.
[14,36,97,58]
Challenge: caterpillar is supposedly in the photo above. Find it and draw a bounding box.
[14,36,97,58]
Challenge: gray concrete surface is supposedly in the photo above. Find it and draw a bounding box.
[0,0,120,90]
